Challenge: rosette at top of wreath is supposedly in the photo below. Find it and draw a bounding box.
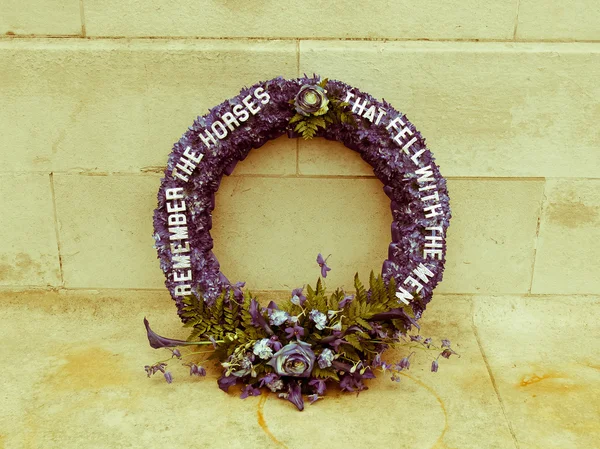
[144,255,458,411]
[288,78,356,139]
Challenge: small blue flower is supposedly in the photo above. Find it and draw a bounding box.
[309,309,327,330]
[253,338,274,360]
[269,309,290,326]
[318,348,334,369]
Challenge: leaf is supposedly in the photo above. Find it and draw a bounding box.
[354,273,368,304]
[318,78,329,89]
[312,366,339,381]
[344,333,363,352]
[311,117,327,129]
[355,317,373,330]
[289,113,304,124]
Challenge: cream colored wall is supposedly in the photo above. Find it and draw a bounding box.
[0,2,598,297]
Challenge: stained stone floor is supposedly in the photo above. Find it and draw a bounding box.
[0,290,598,449]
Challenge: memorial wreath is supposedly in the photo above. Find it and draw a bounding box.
[143,75,455,410]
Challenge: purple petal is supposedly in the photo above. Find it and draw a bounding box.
[286,381,304,411]
[249,299,274,335]
[144,317,193,349]
[164,372,173,384]
[431,360,439,372]
[308,378,327,395]
[217,374,238,392]
[320,264,331,278]
[316,253,325,265]
[308,394,321,404]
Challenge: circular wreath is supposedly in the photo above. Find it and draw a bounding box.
[144,76,454,410]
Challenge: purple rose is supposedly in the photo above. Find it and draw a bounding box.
[267,341,315,377]
[294,85,329,116]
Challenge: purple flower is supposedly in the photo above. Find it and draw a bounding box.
[259,373,278,387]
[267,341,315,377]
[316,253,331,278]
[369,322,387,338]
[259,373,284,392]
[285,324,305,339]
[285,381,305,411]
[441,339,451,348]
[217,374,238,392]
[338,294,354,308]
[144,317,195,349]
[171,349,182,359]
[269,336,283,352]
[291,288,307,306]
[397,357,411,370]
[240,385,262,399]
[431,360,439,373]
[164,371,173,384]
[249,299,273,335]
[189,364,206,376]
[308,394,321,404]
[339,375,358,392]
[440,349,453,359]
[309,378,327,395]
[339,369,374,393]
[294,84,329,117]
[321,330,344,351]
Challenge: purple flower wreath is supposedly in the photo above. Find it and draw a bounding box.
[144,76,455,410]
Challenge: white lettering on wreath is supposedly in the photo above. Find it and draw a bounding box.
[165,187,193,297]
[199,87,270,149]
[172,86,270,183]
[394,263,436,305]
[344,90,449,304]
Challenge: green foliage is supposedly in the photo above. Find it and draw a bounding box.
[312,366,340,381]
[179,269,417,377]
[291,114,327,139]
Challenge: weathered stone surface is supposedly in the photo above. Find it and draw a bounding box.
[0,174,61,287]
[532,179,600,294]
[0,290,515,449]
[473,296,600,449]
[0,39,297,173]
[517,0,600,41]
[85,0,516,40]
[53,174,165,289]
[0,0,80,36]
[436,180,544,294]
[300,41,600,178]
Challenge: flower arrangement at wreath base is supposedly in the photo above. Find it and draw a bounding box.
[144,256,458,411]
